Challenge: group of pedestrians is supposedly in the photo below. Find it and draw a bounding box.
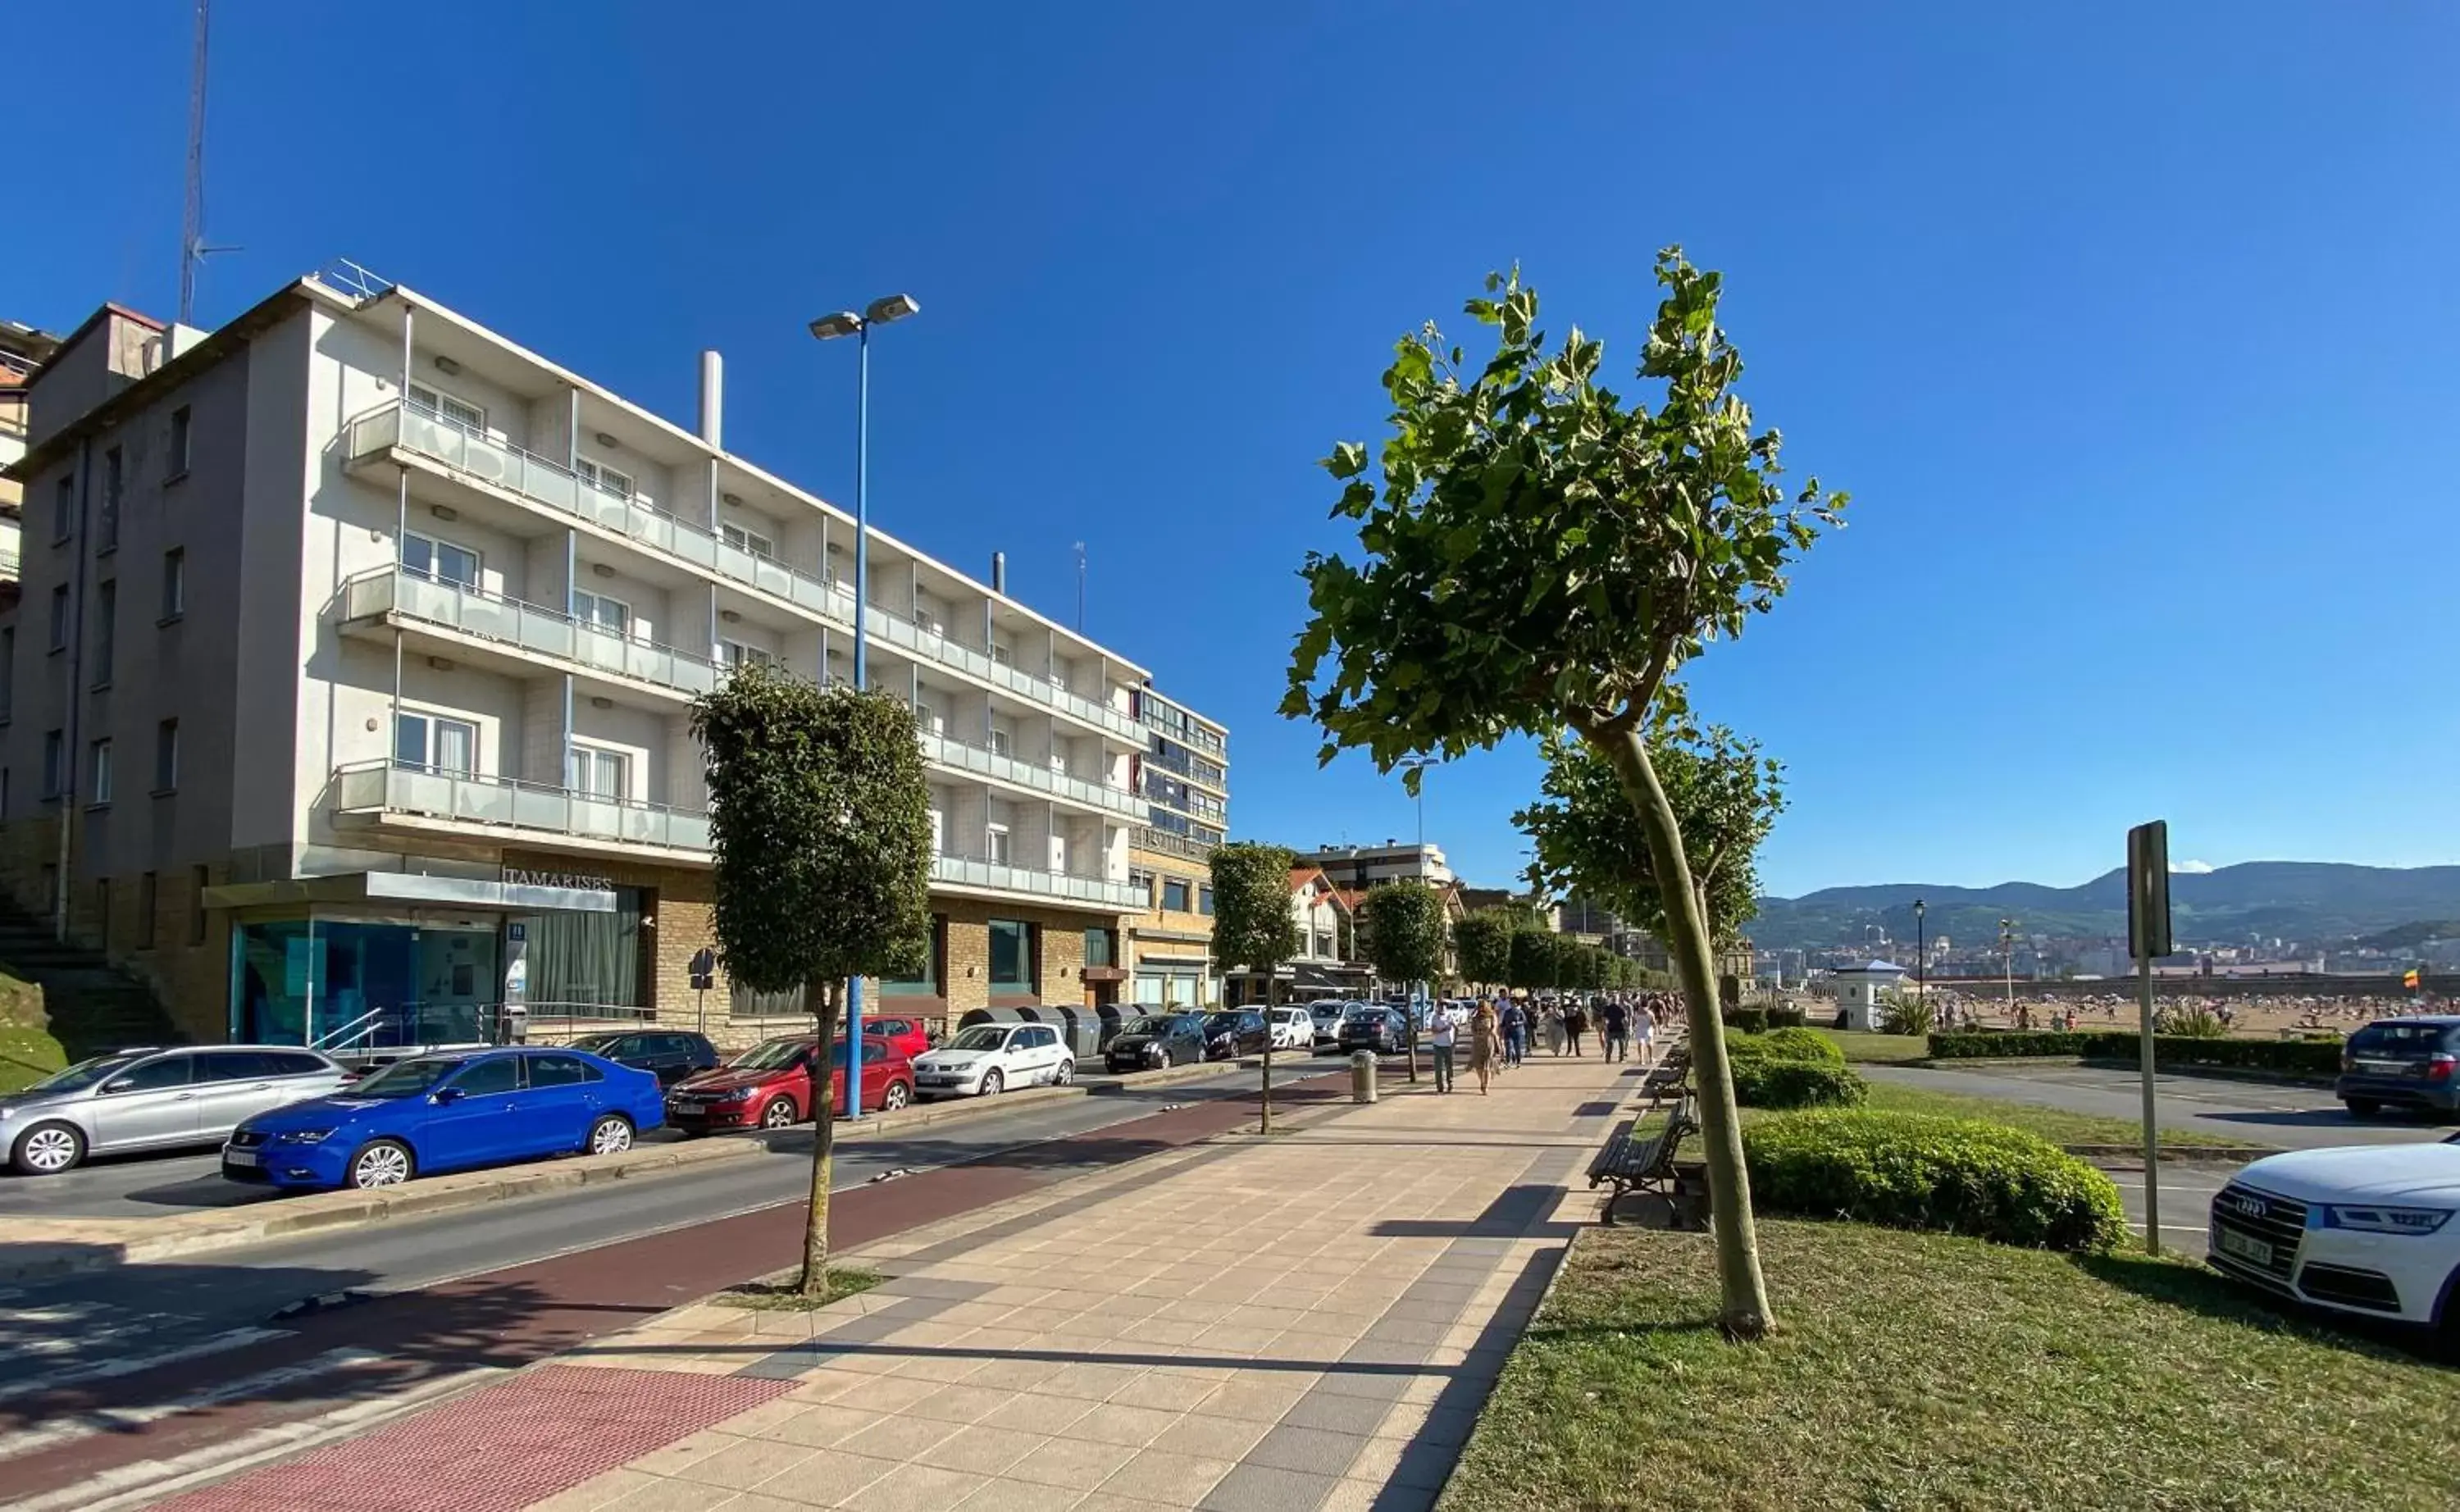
[1423,991,1674,1095]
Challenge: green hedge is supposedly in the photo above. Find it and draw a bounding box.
[1925,1031,2340,1076]
[1732,1058,1867,1109]
[1758,1027,1844,1065]
[1765,1004,1807,1030]
[1722,1007,1770,1036]
[1743,1110,2129,1253]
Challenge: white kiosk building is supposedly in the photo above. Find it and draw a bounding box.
[1827,960,1910,1031]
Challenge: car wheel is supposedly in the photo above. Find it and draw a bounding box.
[759,1097,800,1130]
[11,1121,86,1176]
[1054,1059,1074,1086]
[882,1080,911,1112]
[348,1139,415,1189]
[979,1069,1004,1097]
[588,1114,635,1156]
[2346,1098,2381,1119]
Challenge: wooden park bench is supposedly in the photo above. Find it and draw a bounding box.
[1587,1094,1699,1226]
[1638,1045,1690,1105]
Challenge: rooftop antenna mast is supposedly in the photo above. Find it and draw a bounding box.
[179,0,239,325]
[1073,541,1086,631]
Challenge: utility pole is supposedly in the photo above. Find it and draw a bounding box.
[1999,918,2017,1027]
[180,0,212,326]
[1073,542,1086,631]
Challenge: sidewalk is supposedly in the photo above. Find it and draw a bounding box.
[153,1050,1653,1512]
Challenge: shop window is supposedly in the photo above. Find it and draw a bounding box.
[988,918,1035,995]
[879,915,944,998]
[1084,927,1117,968]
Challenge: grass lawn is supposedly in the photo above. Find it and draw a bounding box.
[1847,1079,2255,1149]
[1442,1219,2458,1512]
[1813,1027,1931,1063]
[0,1016,66,1096]
[713,1267,883,1311]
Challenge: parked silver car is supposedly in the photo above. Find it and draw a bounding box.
[2,1046,351,1174]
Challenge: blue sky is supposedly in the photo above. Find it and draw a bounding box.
[11,2,2457,897]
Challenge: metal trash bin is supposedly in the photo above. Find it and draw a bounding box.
[1350,1050,1378,1104]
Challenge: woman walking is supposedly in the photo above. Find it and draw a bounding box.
[1469,1000,1502,1095]
[1545,1000,1568,1057]
[1564,999,1589,1058]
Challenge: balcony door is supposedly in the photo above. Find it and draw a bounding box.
[402,531,481,590]
[396,712,476,777]
[567,745,628,802]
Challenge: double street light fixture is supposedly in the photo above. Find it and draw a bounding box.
[807,291,920,1119]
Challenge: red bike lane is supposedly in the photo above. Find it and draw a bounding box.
[4,1071,1355,1506]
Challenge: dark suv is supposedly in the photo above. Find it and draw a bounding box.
[2337,1017,2460,1118]
[564,1030,720,1086]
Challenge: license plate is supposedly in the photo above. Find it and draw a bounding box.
[2356,1059,2408,1075]
[223,1149,261,1168]
[2216,1227,2273,1266]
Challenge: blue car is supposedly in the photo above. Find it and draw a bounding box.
[221,1046,664,1191]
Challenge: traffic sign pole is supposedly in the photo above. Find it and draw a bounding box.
[2127,821,2173,1256]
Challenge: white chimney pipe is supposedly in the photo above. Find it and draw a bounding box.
[698,350,723,448]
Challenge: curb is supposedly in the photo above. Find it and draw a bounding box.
[1913,1055,2335,1089]
[0,1059,1282,1284]
[2064,1142,2283,1164]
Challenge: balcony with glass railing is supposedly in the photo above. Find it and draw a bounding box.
[349,398,1148,743]
[918,731,1144,820]
[332,759,714,855]
[339,567,721,701]
[932,854,1145,910]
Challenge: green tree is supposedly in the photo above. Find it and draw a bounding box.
[1210,842,1301,1132]
[691,666,932,1297]
[1518,717,1786,950]
[1452,909,1517,991]
[1507,927,1554,995]
[1362,880,1450,1080]
[1283,251,1843,1337]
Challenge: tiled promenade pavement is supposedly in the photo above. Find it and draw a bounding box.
[183,1050,1658,1512]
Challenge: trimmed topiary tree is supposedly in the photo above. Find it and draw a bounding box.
[1452,909,1517,994]
[1210,842,1301,1132]
[691,664,932,1296]
[1363,879,1451,1081]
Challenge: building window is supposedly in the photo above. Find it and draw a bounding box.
[719,522,775,559]
[89,739,113,806]
[394,712,476,776]
[1128,868,1155,905]
[91,581,115,687]
[168,406,192,479]
[154,719,179,792]
[52,476,73,542]
[162,549,185,620]
[191,864,210,944]
[1198,886,1214,917]
[1162,877,1191,913]
[567,744,627,799]
[43,730,64,798]
[138,872,158,948]
[1084,927,1117,968]
[721,640,776,671]
[576,458,635,499]
[571,588,630,637]
[408,381,485,431]
[99,446,122,551]
[987,723,1013,758]
[988,918,1035,994]
[48,585,70,650]
[1314,931,1336,959]
[880,915,945,999]
[986,822,1011,867]
[401,531,481,589]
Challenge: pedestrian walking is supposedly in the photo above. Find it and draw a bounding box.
[1469,1000,1501,1095]
[1564,1000,1588,1057]
[1601,997,1630,1061]
[1544,1000,1568,1057]
[1499,997,1527,1067]
[1633,1003,1656,1067]
[1430,1002,1458,1093]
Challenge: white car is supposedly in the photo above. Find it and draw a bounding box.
[2207,1136,2460,1332]
[1303,1000,1354,1046]
[910,1023,1073,1100]
[1266,1007,1314,1052]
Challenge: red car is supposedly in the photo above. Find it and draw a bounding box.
[664,1036,914,1133]
[840,1014,930,1063]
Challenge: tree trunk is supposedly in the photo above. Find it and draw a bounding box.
[1260,971,1276,1135]
[799,976,842,1298]
[1586,722,1774,1339]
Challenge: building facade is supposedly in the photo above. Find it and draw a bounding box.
[0,320,64,587]
[1303,842,1454,890]
[0,266,1187,1051]
[1120,685,1228,1007]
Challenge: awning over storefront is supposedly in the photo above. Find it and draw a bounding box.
[205,870,620,913]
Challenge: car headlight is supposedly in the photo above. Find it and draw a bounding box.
[713,1086,754,1102]
[2320,1204,2453,1235]
[271,1128,337,1145]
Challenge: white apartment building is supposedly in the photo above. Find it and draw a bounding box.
[0,262,1192,1050]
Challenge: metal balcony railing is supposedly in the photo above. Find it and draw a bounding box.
[918,731,1144,820]
[351,398,1146,742]
[341,566,721,699]
[333,759,714,854]
[932,854,1146,910]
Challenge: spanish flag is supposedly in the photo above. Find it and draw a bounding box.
[2404,967,2422,991]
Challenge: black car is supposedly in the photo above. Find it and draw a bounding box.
[2336,1016,2460,1117]
[564,1029,720,1086]
[1106,1013,1211,1072]
[1203,1010,1271,1059]
[1337,1005,1410,1055]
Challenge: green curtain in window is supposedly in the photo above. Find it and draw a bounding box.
[526,891,640,1010]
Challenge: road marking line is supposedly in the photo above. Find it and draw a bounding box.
[0,1347,381,1463]
[0,1327,290,1407]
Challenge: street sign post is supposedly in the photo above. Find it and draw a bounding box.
[2126,820,2173,1255]
[690,947,717,1036]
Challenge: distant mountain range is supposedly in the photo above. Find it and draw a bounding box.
[1746,862,2460,954]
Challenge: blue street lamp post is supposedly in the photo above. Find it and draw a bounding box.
[809,293,920,1120]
